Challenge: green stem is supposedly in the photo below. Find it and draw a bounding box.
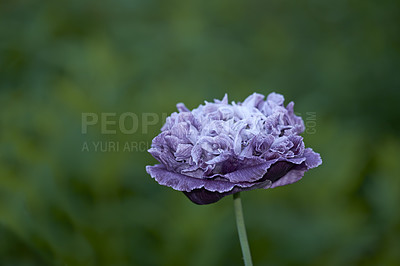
[233,193,253,266]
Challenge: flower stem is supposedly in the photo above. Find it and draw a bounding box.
[233,192,253,266]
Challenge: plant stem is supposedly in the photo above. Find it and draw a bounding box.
[233,192,253,266]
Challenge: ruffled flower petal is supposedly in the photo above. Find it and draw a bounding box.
[146,92,322,204]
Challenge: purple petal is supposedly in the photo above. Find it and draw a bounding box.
[174,144,193,160]
[267,92,285,106]
[177,103,189,112]
[262,161,295,183]
[170,123,189,140]
[304,148,323,168]
[164,135,181,151]
[242,93,265,108]
[146,164,255,193]
[161,112,178,131]
[224,160,278,183]
[269,167,306,188]
[214,94,228,105]
[286,102,305,134]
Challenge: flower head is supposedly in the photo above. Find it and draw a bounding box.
[146,93,322,204]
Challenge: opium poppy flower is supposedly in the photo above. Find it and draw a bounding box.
[146,93,322,205]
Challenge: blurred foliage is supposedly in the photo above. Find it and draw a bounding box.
[1,0,400,265]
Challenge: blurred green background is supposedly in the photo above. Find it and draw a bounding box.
[1,0,399,265]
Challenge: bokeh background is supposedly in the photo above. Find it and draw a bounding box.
[1,0,399,265]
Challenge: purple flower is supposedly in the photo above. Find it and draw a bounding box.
[146,93,322,205]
